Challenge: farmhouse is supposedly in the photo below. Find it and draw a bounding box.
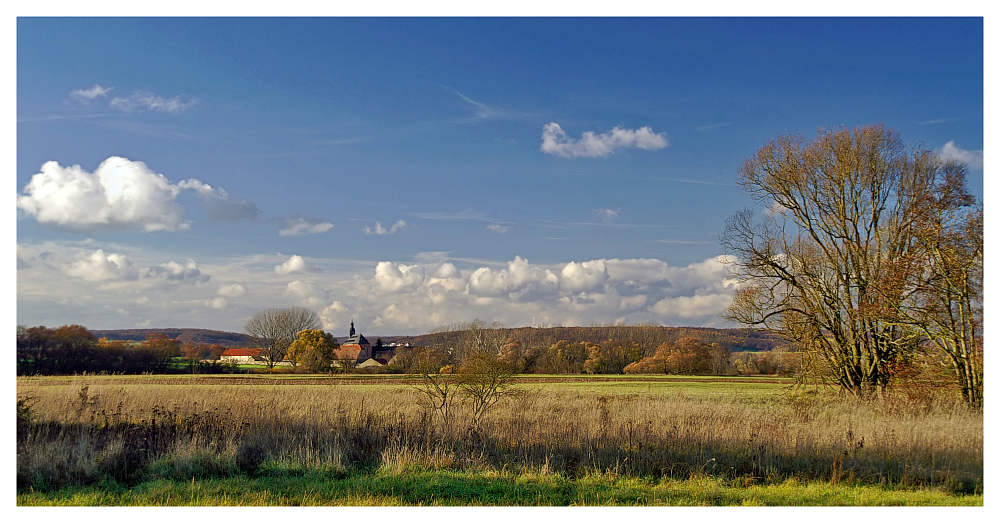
[219,348,262,364]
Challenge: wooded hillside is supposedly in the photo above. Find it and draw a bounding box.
[89,328,254,347]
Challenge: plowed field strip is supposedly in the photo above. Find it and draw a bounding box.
[19,375,791,387]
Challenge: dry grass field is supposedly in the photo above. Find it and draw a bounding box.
[16,374,983,505]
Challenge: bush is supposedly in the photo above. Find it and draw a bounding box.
[97,439,152,485]
[236,441,267,476]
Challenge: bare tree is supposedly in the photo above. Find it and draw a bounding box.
[879,165,983,407]
[453,319,510,363]
[411,347,457,425]
[721,125,938,397]
[244,307,321,369]
[457,343,519,420]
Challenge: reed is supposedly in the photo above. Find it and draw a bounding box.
[17,376,983,498]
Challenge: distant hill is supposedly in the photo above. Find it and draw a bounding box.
[375,326,791,353]
[89,326,791,352]
[89,328,254,347]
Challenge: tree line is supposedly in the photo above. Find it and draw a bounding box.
[16,325,235,375]
[16,316,796,378]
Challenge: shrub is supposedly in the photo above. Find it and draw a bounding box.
[236,440,267,476]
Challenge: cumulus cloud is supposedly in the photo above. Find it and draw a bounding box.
[364,220,407,235]
[18,237,738,334]
[17,156,258,232]
[217,283,246,298]
[560,260,609,293]
[144,259,209,283]
[375,262,425,292]
[70,84,113,102]
[468,256,560,301]
[541,122,668,158]
[433,263,461,279]
[109,90,198,114]
[486,224,509,234]
[279,218,334,236]
[650,293,733,319]
[64,249,138,281]
[937,141,984,170]
[17,157,187,232]
[285,280,329,307]
[274,255,308,275]
[320,301,351,330]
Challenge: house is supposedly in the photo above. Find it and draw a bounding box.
[220,348,262,364]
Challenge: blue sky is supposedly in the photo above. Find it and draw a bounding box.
[15,17,985,335]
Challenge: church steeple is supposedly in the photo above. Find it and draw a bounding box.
[349,319,356,337]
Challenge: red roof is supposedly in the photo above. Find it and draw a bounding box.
[221,348,261,357]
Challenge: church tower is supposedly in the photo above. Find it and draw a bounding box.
[349,320,355,337]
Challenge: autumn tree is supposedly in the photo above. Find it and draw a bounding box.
[287,329,339,373]
[138,333,181,373]
[624,337,729,375]
[181,342,207,372]
[584,340,642,374]
[880,164,983,407]
[536,340,592,374]
[722,124,940,397]
[244,307,321,369]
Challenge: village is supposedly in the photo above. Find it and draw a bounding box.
[218,321,409,368]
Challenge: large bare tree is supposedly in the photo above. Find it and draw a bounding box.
[721,125,941,397]
[244,307,321,369]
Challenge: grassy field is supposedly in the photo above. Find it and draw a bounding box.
[16,374,983,506]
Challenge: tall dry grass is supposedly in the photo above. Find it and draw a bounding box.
[16,378,983,495]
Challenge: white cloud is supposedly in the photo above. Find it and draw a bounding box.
[763,201,790,218]
[279,218,334,236]
[70,84,113,102]
[364,220,407,235]
[109,90,198,114]
[285,280,329,308]
[274,255,308,275]
[17,156,257,232]
[217,283,246,298]
[206,297,228,309]
[650,293,733,319]
[320,301,350,330]
[144,259,209,283]
[18,238,737,334]
[937,141,984,170]
[619,295,648,310]
[541,122,668,158]
[560,260,609,293]
[468,256,560,301]
[433,263,461,279]
[486,224,509,234]
[17,157,187,232]
[595,208,620,222]
[375,262,425,292]
[64,249,138,281]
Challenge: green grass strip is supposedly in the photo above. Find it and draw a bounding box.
[17,471,982,507]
